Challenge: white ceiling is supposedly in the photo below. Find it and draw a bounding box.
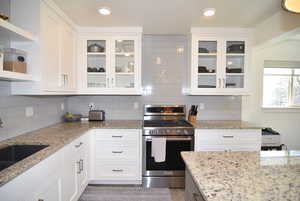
[52,0,282,34]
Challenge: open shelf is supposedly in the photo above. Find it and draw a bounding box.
[0,19,37,42]
[0,71,35,81]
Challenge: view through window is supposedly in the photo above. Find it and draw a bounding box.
[263,67,300,107]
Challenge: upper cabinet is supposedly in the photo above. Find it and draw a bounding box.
[10,0,77,95]
[189,28,253,95]
[77,28,142,95]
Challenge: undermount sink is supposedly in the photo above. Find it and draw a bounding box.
[0,144,49,172]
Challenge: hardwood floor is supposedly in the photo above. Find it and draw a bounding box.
[170,189,185,201]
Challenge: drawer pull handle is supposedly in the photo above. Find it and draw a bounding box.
[112,151,123,154]
[112,135,123,138]
[112,169,123,172]
[222,135,234,138]
[77,161,81,174]
[75,142,83,148]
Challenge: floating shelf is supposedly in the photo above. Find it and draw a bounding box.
[0,19,37,42]
[0,71,35,81]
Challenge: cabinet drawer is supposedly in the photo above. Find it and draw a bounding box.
[95,145,139,160]
[196,129,260,145]
[94,129,140,142]
[95,162,139,179]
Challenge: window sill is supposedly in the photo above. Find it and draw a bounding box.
[262,106,300,113]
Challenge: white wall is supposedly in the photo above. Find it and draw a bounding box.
[254,10,300,45]
[242,40,300,150]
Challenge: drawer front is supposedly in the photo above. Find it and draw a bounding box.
[95,144,139,160]
[94,129,140,143]
[196,129,261,145]
[95,162,139,180]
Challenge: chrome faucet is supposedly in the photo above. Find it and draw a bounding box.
[0,118,3,128]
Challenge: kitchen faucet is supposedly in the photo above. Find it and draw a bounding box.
[0,118,3,128]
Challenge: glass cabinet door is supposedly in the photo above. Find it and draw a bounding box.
[197,40,218,89]
[113,39,136,88]
[225,41,245,89]
[86,40,108,88]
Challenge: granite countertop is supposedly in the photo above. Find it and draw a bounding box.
[181,151,300,201]
[192,120,261,129]
[0,120,142,187]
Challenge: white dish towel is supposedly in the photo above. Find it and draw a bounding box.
[151,137,166,163]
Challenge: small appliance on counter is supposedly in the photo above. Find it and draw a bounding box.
[261,128,283,151]
[89,110,105,121]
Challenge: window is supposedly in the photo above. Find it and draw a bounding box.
[263,68,300,107]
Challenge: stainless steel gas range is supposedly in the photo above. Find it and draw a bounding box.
[142,105,194,188]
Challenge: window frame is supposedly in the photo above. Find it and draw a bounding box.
[263,67,300,108]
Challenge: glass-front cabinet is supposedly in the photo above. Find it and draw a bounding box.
[78,30,142,95]
[190,28,251,95]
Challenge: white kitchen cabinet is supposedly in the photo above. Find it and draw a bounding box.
[189,28,253,95]
[77,27,142,95]
[10,0,77,95]
[0,133,90,201]
[195,129,261,151]
[0,146,64,201]
[62,133,89,201]
[89,129,142,184]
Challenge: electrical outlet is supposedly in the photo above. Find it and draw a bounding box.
[133,102,139,109]
[25,107,34,117]
[199,103,205,110]
[61,103,65,111]
[156,57,161,64]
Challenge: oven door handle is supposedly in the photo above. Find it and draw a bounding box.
[145,137,193,141]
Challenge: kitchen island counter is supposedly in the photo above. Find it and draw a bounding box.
[181,151,300,201]
[192,120,261,129]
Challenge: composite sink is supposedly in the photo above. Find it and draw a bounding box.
[0,144,49,172]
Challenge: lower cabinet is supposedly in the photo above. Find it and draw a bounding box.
[89,129,142,184]
[0,133,90,201]
[195,129,261,151]
[185,169,205,201]
[62,133,89,201]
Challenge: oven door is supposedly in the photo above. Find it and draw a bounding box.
[143,135,193,177]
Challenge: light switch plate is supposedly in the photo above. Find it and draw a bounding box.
[25,107,34,117]
[61,103,65,111]
[199,103,205,110]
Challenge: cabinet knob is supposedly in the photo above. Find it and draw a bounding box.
[38,199,44,201]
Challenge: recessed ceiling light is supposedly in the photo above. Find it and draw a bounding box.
[98,7,111,15]
[203,8,216,17]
